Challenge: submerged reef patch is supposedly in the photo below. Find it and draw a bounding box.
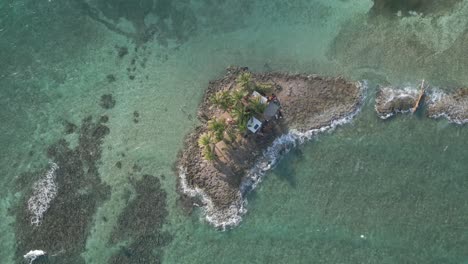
[100,94,116,109]
[370,0,462,16]
[14,116,111,263]
[108,174,171,264]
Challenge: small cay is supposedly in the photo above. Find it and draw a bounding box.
[177,67,365,229]
[427,88,468,124]
[374,81,468,124]
[375,82,425,119]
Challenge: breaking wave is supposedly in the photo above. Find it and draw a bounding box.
[427,88,468,125]
[375,85,419,119]
[179,81,368,230]
[27,162,59,226]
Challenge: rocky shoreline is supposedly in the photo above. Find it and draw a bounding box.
[375,86,422,119]
[374,84,468,124]
[427,88,468,124]
[176,67,365,229]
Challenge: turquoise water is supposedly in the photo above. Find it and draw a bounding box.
[1,0,468,263]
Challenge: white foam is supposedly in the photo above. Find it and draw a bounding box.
[427,88,468,125]
[178,167,246,230]
[427,88,447,103]
[375,85,419,119]
[24,250,46,264]
[27,162,59,226]
[179,81,368,229]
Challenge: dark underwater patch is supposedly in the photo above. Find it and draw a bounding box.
[108,174,172,264]
[14,116,111,263]
[370,0,462,16]
[100,94,116,109]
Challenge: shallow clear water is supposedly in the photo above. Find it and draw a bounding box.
[1,0,468,263]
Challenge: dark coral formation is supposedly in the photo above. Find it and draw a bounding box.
[14,116,111,263]
[100,115,109,123]
[370,0,462,16]
[108,175,171,264]
[116,46,129,58]
[106,74,117,83]
[133,111,140,123]
[100,94,116,109]
[63,120,78,134]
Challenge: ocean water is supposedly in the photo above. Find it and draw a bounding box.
[1,0,468,263]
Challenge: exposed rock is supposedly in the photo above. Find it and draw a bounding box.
[427,88,468,124]
[375,86,420,119]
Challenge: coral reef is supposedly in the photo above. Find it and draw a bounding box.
[108,175,171,264]
[14,116,111,263]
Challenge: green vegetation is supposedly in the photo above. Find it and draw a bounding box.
[248,97,267,115]
[209,91,232,111]
[202,145,216,161]
[207,117,227,141]
[236,72,255,92]
[198,132,216,161]
[255,82,274,94]
[200,72,275,161]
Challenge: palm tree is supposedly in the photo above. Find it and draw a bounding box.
[202,145,216,161]
[248,97,267,115]
[198,132,217,161]
[223,126,237,144]
[198,132,212,148]
[207,118,227,142]
[255,82,273,94]
[231,89,247,105]
[236,72,254,92]
[210,91,232,111]
[231,104,252,133]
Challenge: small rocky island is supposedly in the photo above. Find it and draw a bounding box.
[177,67,365,229]
[375,85,424,119]
[427,88,468,124]
[374,81,468,124]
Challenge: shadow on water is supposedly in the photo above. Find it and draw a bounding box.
[272,147,306,188]
[76,0,253,46]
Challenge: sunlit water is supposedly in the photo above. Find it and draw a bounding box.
[1,0,468,263]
